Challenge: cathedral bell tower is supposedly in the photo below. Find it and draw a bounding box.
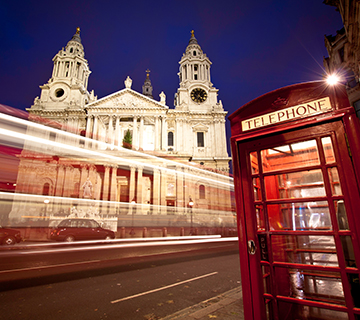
[142,69,154,99]
[175,30,221,113]
[30,27,96,113]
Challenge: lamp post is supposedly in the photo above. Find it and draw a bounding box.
[43,198,50,220]
[130,199,136,233]
[188,198,194,234]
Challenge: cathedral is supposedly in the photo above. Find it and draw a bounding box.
[29,28,230,171]
[8,28,234,235]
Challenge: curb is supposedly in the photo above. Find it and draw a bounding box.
[160,286,243,320]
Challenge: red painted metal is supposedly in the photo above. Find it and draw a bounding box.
[230,81,360,320]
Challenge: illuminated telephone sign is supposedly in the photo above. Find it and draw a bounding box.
[241,97,332,131]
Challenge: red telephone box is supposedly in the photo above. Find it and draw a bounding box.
[229,81,360,320]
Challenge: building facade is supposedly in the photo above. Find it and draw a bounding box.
[323,0,360,118]
[8,29,234,235]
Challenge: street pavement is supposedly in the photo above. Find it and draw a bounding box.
[160,286,244,320]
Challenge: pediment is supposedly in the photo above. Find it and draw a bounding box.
[86,88,168,111]
[192,123,209,132]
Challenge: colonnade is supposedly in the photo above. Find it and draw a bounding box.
[85,114,168,151]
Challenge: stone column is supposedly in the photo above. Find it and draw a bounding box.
[110,166,117,202]
[133,116,138,150]
[161,117,167,151]
[139,117,144,150]
[176,166,184,213]
[79,164,89,198]
[129,166,136,202]
[136,166,143,204]
[55,165,65,197]
[160,167,167,214]
[102,166,110,201]
[154,116,159,151]
[93,116,98,142]
[85,116,92,138]
[153,168,160,214]
[63,167,74,198]
[108,115,113,146]
[115,116,120,147]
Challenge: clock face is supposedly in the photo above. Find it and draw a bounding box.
[191,88,207,103]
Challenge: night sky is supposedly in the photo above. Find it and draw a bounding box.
[1,0,343,152]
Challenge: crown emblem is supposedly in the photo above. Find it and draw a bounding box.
[271,97,288,108]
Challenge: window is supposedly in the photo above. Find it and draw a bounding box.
[199,185,205,199]
[42,183,50,196]
[194,65,198,71]
[193,51,196,56]
[194,74,198,80]
[197,132,204,147]
[168,132,174,146]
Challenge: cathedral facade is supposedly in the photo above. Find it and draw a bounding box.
[29,28,230,172]
[9,29,234,235]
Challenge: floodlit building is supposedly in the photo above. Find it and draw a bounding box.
[323,0,360,118]
[7,29,234,235]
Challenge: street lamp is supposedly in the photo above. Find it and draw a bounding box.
[326,73,340,86]
[130,199,136,234]
[188,198,194,234]
[43,198,50,220]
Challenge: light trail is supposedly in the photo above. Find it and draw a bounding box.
[0,112,233,187]
[9,237,238,256]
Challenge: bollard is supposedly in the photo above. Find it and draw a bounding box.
[143,227,147,238]
[180,227,184,236]
[120,227,125,238]
[162,227,167,237]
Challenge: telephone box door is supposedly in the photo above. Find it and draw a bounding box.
[237,120,360,320]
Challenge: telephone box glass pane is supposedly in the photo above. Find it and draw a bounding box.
[261,140,319,173]
[335,200,349,230]
[265,169,325,200]
[340,235,357,268]
[256,205,266,231]
[253,177,262,200]
[328,167,342,195]
[322,136,335,163]
[250,151,259,174]
[271,235,338,266]
[267,201,331,231]
[275,268,345,305]
[277,301,348,320]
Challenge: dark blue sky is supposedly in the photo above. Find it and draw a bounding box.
[1,0,343,146]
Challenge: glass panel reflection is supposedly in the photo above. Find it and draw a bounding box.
[256,205,266,231]
[272,235,338,266]
[328,167,342,195]
[253,177,261,200]
[265,169,325,200]
[321,136,335,164]
[250,151,259,174]
[261,140,319,173]
[262,265,271,293]
[278,301,348,320]
[340,235,356,268]
[268,201,331,231]
[275,268,345,305]
[336,200,349,230]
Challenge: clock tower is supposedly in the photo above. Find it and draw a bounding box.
[29,28,96,121]
[175,30,219,113]
[170,31,230,172]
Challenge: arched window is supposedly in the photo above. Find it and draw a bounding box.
[199,184,205,199]
[168,132,174,146]
[42,183,50,196]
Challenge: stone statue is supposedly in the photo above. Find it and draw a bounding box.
[125,76,132,89]
[82,177,93,198]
